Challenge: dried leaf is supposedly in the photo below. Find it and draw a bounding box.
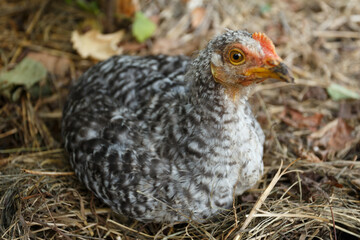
[327,118,354,151]
[116,0,139,17]
[280,107,323,131]
[288,172,342,202]
[327,83,360,101]
[191,7,206,28]
[132,11,156,43]
[121,42,146,53]
[71,29,124,60]
[152,38,179,55]
[303,87,328,100]
[27,52,70,77]
[298,148,322,162]
[308,119,338,139]
[325,175,343,188]
[287,171,323,202]
[339,100,360,119]
[308,118,354,156]
[152,37,198,55]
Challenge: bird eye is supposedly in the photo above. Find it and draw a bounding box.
[229,49,245,65]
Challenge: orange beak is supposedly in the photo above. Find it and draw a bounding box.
[244,61,294,85]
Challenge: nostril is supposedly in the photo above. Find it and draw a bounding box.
[266,59,278,67]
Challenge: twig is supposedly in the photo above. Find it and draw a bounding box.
[23,169,75,176]
[0,147,62,155]
[240,161,283,230]
[106,219,154,238]
[234,159,299,239]
[349,155,358,170]
[329,205,337,240]
[326,223,360,239]
[0,128,18,138]
[313,30,360,38]
[224,169,243,239]
[251,211,330,223]
[10,0,50,64]
[36,182,73,240]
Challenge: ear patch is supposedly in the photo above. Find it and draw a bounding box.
[211,52,222,67]
[252,32,278,59]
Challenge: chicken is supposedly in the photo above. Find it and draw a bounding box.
[62,30,293,223]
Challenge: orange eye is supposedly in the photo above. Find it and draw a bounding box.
[229,49,245,65]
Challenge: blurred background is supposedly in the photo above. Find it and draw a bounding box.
[0,0,359,239]
[1,0,359,151]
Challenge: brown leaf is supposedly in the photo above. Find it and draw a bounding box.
[27,52,70,77]
[240,193,257,203]
[151,38,177,55]
[287,171,324,202]
[121,42,146,53]
[325,175,343,188]
[298,147,322,162]
[308,118,354,156]
[71,29,124,60]
[280,107,323,131]
[328,118,354,151]
[339,100,360,119]
[116,0,139,17]
[288,172,344,202]
[151,37,199,56]
[191,7,206,29]
[303,87,328,101]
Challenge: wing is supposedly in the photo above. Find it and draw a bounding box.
[61,55,190,221]
[64,55,190,112]
[62,54,190,148]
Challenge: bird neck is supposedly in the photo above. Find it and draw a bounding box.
[187,62,252,114]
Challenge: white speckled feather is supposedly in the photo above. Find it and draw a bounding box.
[62,30,269,223]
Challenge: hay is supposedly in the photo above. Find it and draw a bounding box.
[1,0,359,239]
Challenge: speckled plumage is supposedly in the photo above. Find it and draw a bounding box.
[62,30,291,223]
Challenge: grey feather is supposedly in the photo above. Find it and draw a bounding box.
[62,30,264,222]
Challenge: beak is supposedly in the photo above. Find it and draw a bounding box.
[244,61,294,84]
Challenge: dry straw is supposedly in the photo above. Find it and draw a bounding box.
[1,0,360,239]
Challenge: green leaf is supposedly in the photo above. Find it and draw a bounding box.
[0,57,47,99]
[260,3,272,14]
[75,0,100,15]
[327,83,360,101]
[65,0,99,15]
[132,11,156,43]
[0,57,47,89]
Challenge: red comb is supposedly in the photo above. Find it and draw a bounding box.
[252,32,278,58]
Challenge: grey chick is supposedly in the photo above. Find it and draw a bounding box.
[62,30,293,223]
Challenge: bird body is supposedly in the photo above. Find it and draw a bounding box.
[62,30,293,222]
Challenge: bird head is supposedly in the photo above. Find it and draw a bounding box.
[209,30,294,98]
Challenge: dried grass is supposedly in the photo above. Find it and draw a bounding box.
[1,0,359,239]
